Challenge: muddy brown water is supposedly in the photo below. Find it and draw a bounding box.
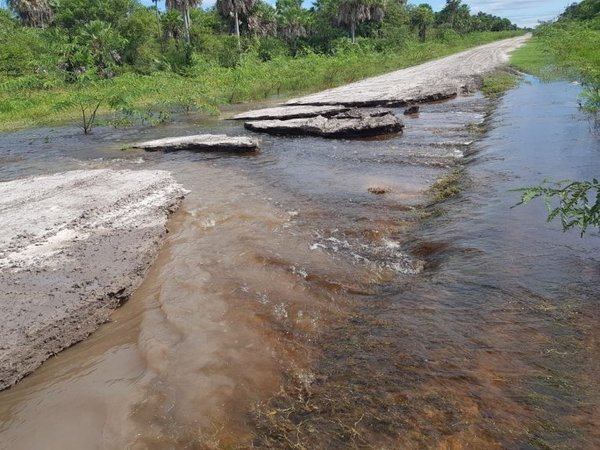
[0,77,599,449]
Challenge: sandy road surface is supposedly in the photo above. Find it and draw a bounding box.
[0,169,186,390]
[286,34,531,107]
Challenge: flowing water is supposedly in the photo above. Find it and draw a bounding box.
[0,77,598,449]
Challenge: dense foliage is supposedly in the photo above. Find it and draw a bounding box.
[0,0,518,83]
[560,0,600,21]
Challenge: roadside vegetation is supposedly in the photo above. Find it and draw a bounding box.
[0,0,521,132]
[481,70,519,97]
[510,0,600,235]
[511,0,600,112]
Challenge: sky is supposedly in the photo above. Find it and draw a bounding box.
[411,0,573,28]
[138,0,573,28]
[0,0,571,29]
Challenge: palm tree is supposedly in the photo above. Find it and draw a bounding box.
[247,2,277,38]
[216,0,257,48]
[410,4,433,42]
[166,0,201,43]
[335,0,383,44]
[151,0,161,36]
[444,0,461,27]
[276,0,307,53]
[162,9,185,41]
[6,0,53,27]
[279,17,307,42]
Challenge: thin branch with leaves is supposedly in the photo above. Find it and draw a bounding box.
[513,178,600,236]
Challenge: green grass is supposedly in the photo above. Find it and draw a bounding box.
[510,20,600,86]
[510,39,558,79]
[510,20,600,113]
[0,31,523,132]
[481,70,520,97]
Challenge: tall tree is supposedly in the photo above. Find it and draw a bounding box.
[6,0,53,27]
[335,0,383,44]
[216,0,257,48]
[166,0,201,43]
[151,0,161,36]
[441,0,461,27]
[247,1,277,37]
[452,3,472,33]
[410,3,433,42]
[276,0,308,52]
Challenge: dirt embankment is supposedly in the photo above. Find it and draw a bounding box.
[0,169,187,391]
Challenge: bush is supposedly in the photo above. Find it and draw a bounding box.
[0,24,50,77]
[433,25,461,44]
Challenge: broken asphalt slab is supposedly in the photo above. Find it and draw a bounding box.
[0,169,187,390]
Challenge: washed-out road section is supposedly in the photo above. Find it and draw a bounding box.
[0,34,529,392]
[0,169,187,391]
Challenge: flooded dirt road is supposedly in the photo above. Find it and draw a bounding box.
[286,34,530,107]
[0,77,599,449]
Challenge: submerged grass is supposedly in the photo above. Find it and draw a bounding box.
[0,31,523,132]
[481,70,520,98]
[249,308,457,449]
[430,168,466,202]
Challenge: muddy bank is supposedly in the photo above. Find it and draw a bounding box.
[0,169,186,390]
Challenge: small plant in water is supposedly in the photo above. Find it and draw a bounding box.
[54,85,130,134]
[368,186,391,195]
[579,86,600,114]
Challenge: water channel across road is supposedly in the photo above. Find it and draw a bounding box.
[0,76,598,449]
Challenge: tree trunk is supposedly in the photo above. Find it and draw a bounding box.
[351,21,356,44]
[419,24,427,42]
[153,1,161,37]
[183,7,191,43]
[234,9,241,49]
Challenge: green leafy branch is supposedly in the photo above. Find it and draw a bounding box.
[53,78,141,134]
[54,90,129,134]
[513,178,600,236]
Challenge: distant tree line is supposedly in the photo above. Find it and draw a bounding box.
[0,0,518,80]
